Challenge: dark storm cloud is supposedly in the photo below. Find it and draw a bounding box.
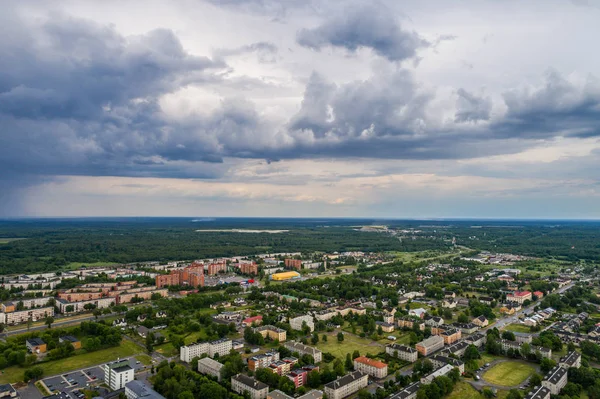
[494,70,600,139]
[296,5,428,62]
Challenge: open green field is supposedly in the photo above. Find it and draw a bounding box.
[155,342,178,357]
[447,381,483,399]
[483,361,535,386]
[135,354,153,366]
[316,332,383,359]
[503,323,531,333]
[0,340,142,384]
[0,238,26,244]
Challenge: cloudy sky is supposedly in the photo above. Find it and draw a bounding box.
[2,0,600,218]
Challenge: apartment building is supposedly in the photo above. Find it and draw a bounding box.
[440,341,469,358]
[197,357,224,381]
[439,328,462,345]
[287,369,308,388]
[104,360,134,390]
[0,306,54,325]
[243,316,263,327]
[209,338,233,357]
[180,339,232,362]
[324,371,368,399]
[125,380,166,399]
[1,297,53,313]
[524,386,551,399]
[507,291,532,304]
[155,262,204,288]
[314,310,337,321]
[420,364,454,384]
[541,366,568,395]
[353,356,388,379]
[240,262,259,275]
[208,262,227,275]
[385,344,418,363]
[415,335,444,356]
[375,321,394,333]
[465,333,487,348]
[284,341,322,363]
[255,325,287,342]
[472,316,489,327]
[248,351,280,371]
[284,259,302,270]
[290,315,315,332]
[269,360,292,376]
[430,355,465,374]
[268,390,323,399]
[397,318,425,331]
[559,351,581,369]
[231,374,268,399]
[56,297,115,314]
[388,382,420,399]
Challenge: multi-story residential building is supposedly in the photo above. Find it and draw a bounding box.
[314,310,337,321]
[269,360,292,376]
[479,296,494,306]
[439,341,469,358]
[285,259,303,270]
[197,357,224,381]
[385,344,418,363]
[388,382,420,399]
[268,390,323,399]
[541,366,568,395]
[451,323,479,334]
[430,355,465,374]
[1,297,53,313]
[290,315,315,332]
[439,328,462,345]
[507,291,532,304]
[353,356,388,379]
[248,352,280,371]
[424,317,444,327]
[499,339,521,353]
[155,262,204,288]
[240,262,259,275]
[56,297,115,314]
[207,262,227,275]
[420,364,454,384]
[382,312,394,324]
[514,333,533,344]
[180,339,232,362]
[231,374,268,399]
[26,338,47,354]
[104,360,134,390]
[524,386,551,399]
[284,341,322,363]
[287,369,308,388]
[324,371,368,399]
[0,306,54,325]
[255,325,287,342]
[533,291,544,299]
[243,316,263,327]
[415,336,444,356]
[559,351,581,369]
[336,306,366,317]
[209,338,233,357]
[125,380,165,399]
[397,318,425,331]
[465,333,487,348]
[375,321,394,333]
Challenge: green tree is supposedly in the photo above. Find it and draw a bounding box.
[337,332,344,342]
[45,316,54,329]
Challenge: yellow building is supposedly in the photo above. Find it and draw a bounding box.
[271,271,301,281]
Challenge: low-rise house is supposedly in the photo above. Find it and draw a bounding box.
[479,296,494,306]
[323,371,368,399]
[59,335,81,350]
[472,316,488,327]
[424,317,444,327]
[0,383,18,398]
[408,308,427,319]
[26,338,46,354]
[375,321,394,333]
[231,374,268,399]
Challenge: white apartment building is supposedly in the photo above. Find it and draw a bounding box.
[420,365,453,385]
[324,371,368,399]
[524,386,551,399]
[125,380,165,399]
[385,344,418,363]
[104,360,134,390]
[284,341,322,363]
[290,315,315,332]
[353,357,388,379]
[231,374,269,399]
[198,357,224,381]
[542,366,568,395]
[1,297,53,312]
[0,307,54,325]
[180,339,232,362]
[56,297,115,314]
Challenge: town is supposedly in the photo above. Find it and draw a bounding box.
[0,247,598,399]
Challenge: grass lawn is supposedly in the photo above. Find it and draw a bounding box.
[503,323,531,333]
[483,361,535,387]
[316,332,383,359]
[155,342,178,357]
[135,354,153,366]
[447,382,483,399]
[476,354,500,368]
[0,340,142,384]
[0,238,26,244]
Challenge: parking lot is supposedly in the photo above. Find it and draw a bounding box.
[40,357,147,397]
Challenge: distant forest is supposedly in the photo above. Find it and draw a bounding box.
[0,218,598,274]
